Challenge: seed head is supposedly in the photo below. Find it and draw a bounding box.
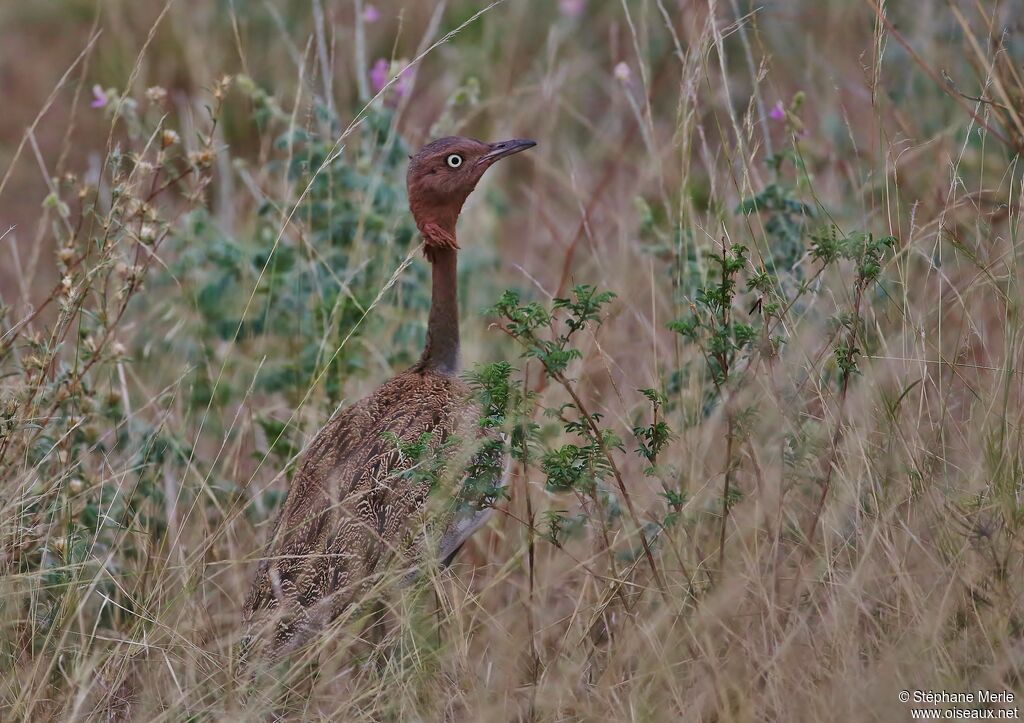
[146,86,168,105]
[161,129,180,148]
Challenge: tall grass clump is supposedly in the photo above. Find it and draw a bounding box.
[1,1,1023,720]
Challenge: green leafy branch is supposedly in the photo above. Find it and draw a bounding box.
[489,285,667,594]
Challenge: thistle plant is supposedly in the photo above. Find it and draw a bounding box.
[0,78,229,662]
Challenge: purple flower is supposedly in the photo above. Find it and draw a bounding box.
[370,58,411,104]
[90,85,107,109]
[370,59,389,94]
[769,100,785,121]
[362,4,380,23]
[613,62,631,83]
[559,0,586,17]
[393,71,410,100]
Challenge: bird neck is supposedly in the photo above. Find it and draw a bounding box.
[421,246,460,373]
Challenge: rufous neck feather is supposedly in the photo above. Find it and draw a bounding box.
[420,245,460,372]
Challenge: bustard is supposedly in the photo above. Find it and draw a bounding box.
[242,136,536,661]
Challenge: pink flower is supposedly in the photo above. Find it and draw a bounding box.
[769,100,785,121]
[90,85,107,109]
[559,0,586,17]
[362,4,380,23]
[370,59,389,94]
[393,71,410,100]
[370,58,411,104]
[613,62,631,83]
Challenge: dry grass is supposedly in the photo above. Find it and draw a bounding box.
[1,0,1023,720]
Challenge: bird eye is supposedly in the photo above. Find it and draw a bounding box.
[446,154,463,168]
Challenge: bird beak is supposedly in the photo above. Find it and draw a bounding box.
[476,139,537,167]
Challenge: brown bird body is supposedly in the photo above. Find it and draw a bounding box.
[243,135,535,660]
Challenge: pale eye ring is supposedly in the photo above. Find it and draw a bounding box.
[446,153,463,168]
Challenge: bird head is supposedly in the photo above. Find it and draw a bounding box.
[406,136,536,261]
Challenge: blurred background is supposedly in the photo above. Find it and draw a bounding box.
[1,0,1023,720]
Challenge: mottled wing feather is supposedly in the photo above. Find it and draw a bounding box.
[242,368,488,659]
